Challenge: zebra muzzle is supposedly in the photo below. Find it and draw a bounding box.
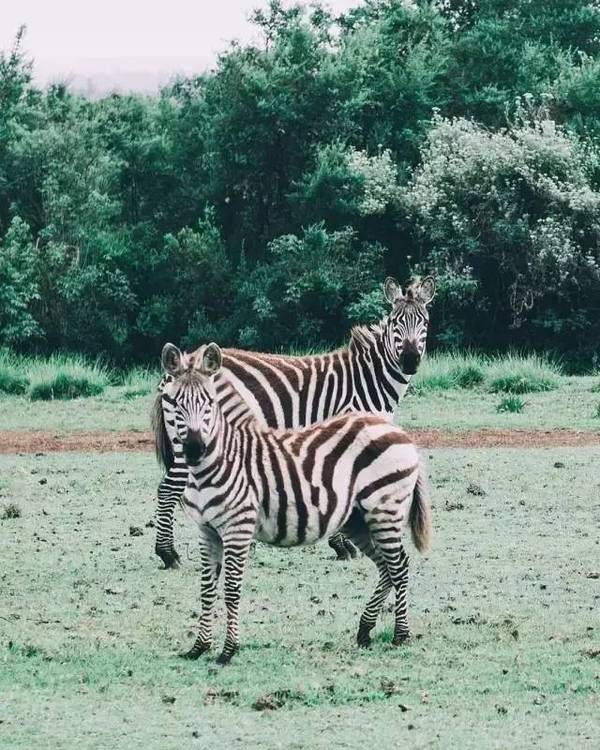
[400,341,421,375]
[183,430,206,464]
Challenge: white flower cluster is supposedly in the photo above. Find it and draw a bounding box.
[347,147,401,216]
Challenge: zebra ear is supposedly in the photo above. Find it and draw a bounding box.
[383,277,403,306]
[161,343,184,376]
[418,276,436,305]
[201,343,222,376]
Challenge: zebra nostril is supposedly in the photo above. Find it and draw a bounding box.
[184,431,205,464]
[400,342,421,375]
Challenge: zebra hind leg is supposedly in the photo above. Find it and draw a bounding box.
[154,462,188,568]
[341,510,393,647]
[328,531,359,561]
[368,508,411,645]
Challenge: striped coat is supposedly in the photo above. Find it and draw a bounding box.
[160,343,431,664]
[153,276,435,567]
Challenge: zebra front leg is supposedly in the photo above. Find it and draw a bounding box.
[328,531,359,561]
[181,526,223,659]
[154,461,188,568]
[216,532,253,665]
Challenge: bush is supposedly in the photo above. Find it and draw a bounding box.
[488,354,561,394]
[404,110,600,358]
[497,396,525,414]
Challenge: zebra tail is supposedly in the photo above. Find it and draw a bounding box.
[409,458,432,553]
[151,392,174,471]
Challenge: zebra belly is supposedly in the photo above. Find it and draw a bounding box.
[254,493,350,547]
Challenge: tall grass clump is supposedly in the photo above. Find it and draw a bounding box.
[28,354,111,401]
[487,353,561,394]
[0,350,29,395]
[496,395,525,413]
[412,352,486,394]
[118,366,160,399]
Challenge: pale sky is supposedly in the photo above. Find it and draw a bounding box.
[1,0,363,65]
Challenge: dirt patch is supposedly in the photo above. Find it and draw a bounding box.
[0,428,599,454]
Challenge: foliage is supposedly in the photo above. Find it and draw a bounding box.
[404,108,600,358]
[236,224,386,350]
[2,5,600,365]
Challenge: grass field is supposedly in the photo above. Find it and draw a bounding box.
[1,449,599,749]
[0,352,599,434]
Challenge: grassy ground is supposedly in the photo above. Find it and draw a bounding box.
[1,374,599,433]
[1,349,599,433]
[1,449,599,749]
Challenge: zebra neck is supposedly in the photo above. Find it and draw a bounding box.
[349,326,411,417]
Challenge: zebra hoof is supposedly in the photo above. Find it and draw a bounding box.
[356,629,372,648]
[333,549,351,562]
[216,647,237,666]
[391,633,410,647]
[179,644,210,660]
[343,539,359,559]
[156,547,181,569]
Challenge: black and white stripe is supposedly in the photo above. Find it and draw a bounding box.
[152,276,435,567]
[160,343,431,664]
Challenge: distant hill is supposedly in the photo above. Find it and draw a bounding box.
[34,56,211,97]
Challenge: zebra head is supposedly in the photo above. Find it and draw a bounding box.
[383,276,436,376]
[160,342,223,466]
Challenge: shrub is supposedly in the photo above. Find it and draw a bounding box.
[487,354,561,394]
[497,396,525,414]
[595,402,600,419]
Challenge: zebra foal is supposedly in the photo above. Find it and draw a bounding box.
[153,275,436,568]
[160,341,431,665]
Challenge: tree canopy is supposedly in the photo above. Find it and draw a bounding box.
[1,2,600,367]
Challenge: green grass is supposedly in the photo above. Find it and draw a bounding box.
[27,354,111,401]
[1,449,599,749]
[487,353,561,394]
[496,395,525,414]
[0,350,29,395]
[412,352,486,393]
[0,351,598,433]
[413,352,561,395]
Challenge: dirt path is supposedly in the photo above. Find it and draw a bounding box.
[1,428,599,454]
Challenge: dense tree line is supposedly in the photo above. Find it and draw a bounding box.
[1,1,600,367]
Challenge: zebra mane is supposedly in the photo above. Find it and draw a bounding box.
[349,321,385,352]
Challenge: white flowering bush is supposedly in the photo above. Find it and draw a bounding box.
[347,147,401,216]
[403,111,600,354]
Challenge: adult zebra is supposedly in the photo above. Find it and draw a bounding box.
[160,342,431,664]
[152,275,435,568]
